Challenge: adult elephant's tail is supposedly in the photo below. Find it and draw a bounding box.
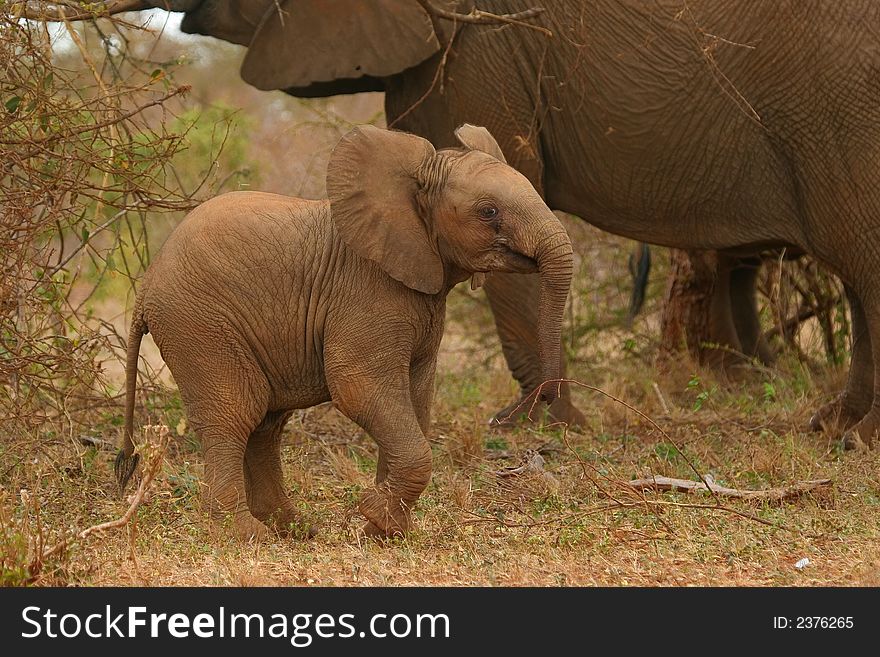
[627,242,652,324]
[115,299,147,494]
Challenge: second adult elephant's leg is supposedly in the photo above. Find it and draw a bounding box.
[662,252,766,373]
[728,257,775,365]
[810,284,874,434]
[483,272,587,429]
[244,411,315,538]
[838,283,880,449]
[703,253,744,371]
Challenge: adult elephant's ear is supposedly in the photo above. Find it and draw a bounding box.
[454,124,507,163]
[241,0,440,91]
[327,126,444,295]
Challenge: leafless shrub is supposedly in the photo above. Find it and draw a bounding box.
[0,11,199,434]
[760,255,847,366]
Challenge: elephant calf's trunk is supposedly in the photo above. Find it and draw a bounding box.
[534,224,574,405]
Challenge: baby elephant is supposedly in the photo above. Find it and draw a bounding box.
[118,124,573,540]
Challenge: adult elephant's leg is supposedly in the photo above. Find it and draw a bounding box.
[810,284,874,434]
[729,256,775,365]
[839,283,880,449]
[703,253,746,371]
[484,272,587,429]
[661,252,763,373]
[244,411,314,538]
[658,249,740,370]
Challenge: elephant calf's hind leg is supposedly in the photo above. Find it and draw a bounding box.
[244,411,316,539]
[174,354,271,541]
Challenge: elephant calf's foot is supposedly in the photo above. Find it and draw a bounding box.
[361,520,393,541]
[358,486,411,539]
[809,393,870,435]
[214,511,271,542]
[490,392,586,430]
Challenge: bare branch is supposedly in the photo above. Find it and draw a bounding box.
[418,1,553,37]
[11,1,151,21]
[28,426,169,582]
[625,475,833,502]
[3,85,190,148]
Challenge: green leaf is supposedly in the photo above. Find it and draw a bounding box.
[5,96,21,114]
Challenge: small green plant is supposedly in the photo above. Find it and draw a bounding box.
[0,493,30,587]
[654,441,681,462]
[485,436,508,450]
[686,375,716,411]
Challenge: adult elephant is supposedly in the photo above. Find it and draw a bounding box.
[33,0,880,445]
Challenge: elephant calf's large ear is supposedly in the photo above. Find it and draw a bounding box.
[327,126,445,295]
[242,0,440,91]
[454,124,507,163]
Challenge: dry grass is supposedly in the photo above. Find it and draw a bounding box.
[3,265,879,586]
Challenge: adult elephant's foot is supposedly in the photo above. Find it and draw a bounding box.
[358,485,410,539]
[229,512,271,542]
[361,520,392,540]
[490,392,587,430]
[841,408,880,450]
[808,393,870,435]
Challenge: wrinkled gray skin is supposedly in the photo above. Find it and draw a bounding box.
[120,124,573,540]
[68,0,880,446]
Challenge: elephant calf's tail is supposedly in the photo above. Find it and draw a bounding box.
[116,301,147,495]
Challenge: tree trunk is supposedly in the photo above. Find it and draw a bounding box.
[657,249,718,369]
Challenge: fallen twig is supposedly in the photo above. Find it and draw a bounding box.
[494,449,546,477]
[624,474,833,502]
[652,382,671,416]
[27,425,169,582]
[503,378,725,507]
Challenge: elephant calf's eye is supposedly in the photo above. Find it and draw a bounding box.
[478,205,499,220]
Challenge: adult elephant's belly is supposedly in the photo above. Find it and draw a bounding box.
[542,101,806,253]
[539,2,809,254]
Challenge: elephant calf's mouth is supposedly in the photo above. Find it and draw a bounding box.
[494,245,538,274]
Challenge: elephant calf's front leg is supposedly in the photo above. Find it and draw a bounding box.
[333,380,432,538]
[359,435,432,538]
